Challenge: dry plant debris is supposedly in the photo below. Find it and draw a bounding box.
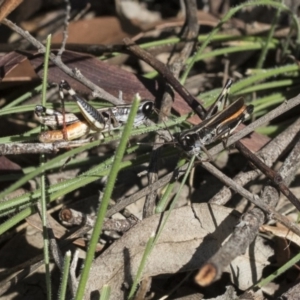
[0,1,300,299]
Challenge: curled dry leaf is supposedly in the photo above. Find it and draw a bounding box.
[85,203,273,299]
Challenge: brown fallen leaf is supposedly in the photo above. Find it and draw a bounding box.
[52,17,140,45]
[85,203,273,299]
[0,0,23,22]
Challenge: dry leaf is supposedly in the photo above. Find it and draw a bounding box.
[0,0,23,22]
[85,203,273,299]
[52,17,140,45]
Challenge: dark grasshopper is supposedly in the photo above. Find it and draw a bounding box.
[36,80,154,143]
[176,79,254,158]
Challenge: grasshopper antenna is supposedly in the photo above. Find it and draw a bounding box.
[205,79,233,119]
[58,80,68,140]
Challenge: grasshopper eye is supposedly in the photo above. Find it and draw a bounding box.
[184,135,196,146]
[35,105,46,116]
[246,105,254,116]
[179,134,198,150]
[142,101,154,115]
[59,80,71,91]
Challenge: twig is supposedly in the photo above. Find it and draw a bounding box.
[209,117,300,205]
[69,250,79,293]
[200,162,300,235]
[1,18,122,105]
[177,0,200,70]
[237,142,300,210]
[195,127,300,286]
[123,37,206,119]
[195,206,266,286]
[195,133,300,286]
[0,140,93,155]
[277,131,300,186]
[57,0,71,58]
[73,3,91,22]
[106,167,183,217]
[60,208,139,232]
[208,95,300,209]
[278,281,300,299]
[143,151,159,218]
[103,215,139,232]
[59,208,93,227]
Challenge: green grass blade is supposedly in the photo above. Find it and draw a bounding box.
[75,95,141,300]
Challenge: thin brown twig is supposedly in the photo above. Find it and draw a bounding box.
[237,142,300,210]
[106,168,182,217]
[201,161,300,235]
[209,117,300,205]
[123,37,207,119]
